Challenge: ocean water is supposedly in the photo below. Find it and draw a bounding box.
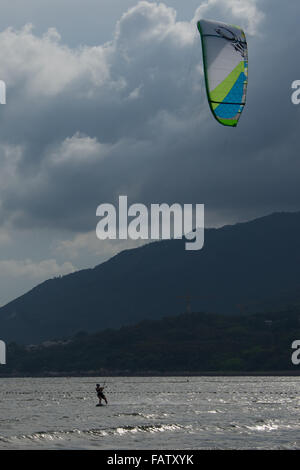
[0,376,299,450]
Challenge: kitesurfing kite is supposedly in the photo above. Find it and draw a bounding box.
[197,19,248,127]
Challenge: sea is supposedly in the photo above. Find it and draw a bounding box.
[0,376,299,450]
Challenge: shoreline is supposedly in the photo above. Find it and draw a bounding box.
[0,370,300,378]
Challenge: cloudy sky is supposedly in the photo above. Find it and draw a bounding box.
[0,0,298,305]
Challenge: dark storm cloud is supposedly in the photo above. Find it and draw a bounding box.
[0,0,299,235]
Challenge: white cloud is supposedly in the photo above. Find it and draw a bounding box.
[116,1,177,46]
[0,229,11,245]
[0,1,198,104]
[194,0,264,34]
[126,85,143,101]
[0,258,75,279]
[56,230,148,260]
[49,132,106,165]
[0,23,110,97]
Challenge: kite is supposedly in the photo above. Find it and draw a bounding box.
[197,19,248,127]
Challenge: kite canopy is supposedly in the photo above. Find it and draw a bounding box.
[197,19,248,127]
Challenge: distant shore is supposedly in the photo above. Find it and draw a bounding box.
[0,370,300,378]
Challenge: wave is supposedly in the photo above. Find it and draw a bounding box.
[1,423,187,445]
[114,412,169,419]
[226,419,300,433]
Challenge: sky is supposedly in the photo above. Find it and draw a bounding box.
[0,0,299,305]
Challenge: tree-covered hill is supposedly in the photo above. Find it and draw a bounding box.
[2,309,300,375]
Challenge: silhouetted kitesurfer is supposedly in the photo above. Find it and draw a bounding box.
[96,384,108,405]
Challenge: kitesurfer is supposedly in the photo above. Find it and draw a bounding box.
[96,384,108,405]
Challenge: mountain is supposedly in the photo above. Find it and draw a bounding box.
[1,211,300,344]
[3,309,300,375]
